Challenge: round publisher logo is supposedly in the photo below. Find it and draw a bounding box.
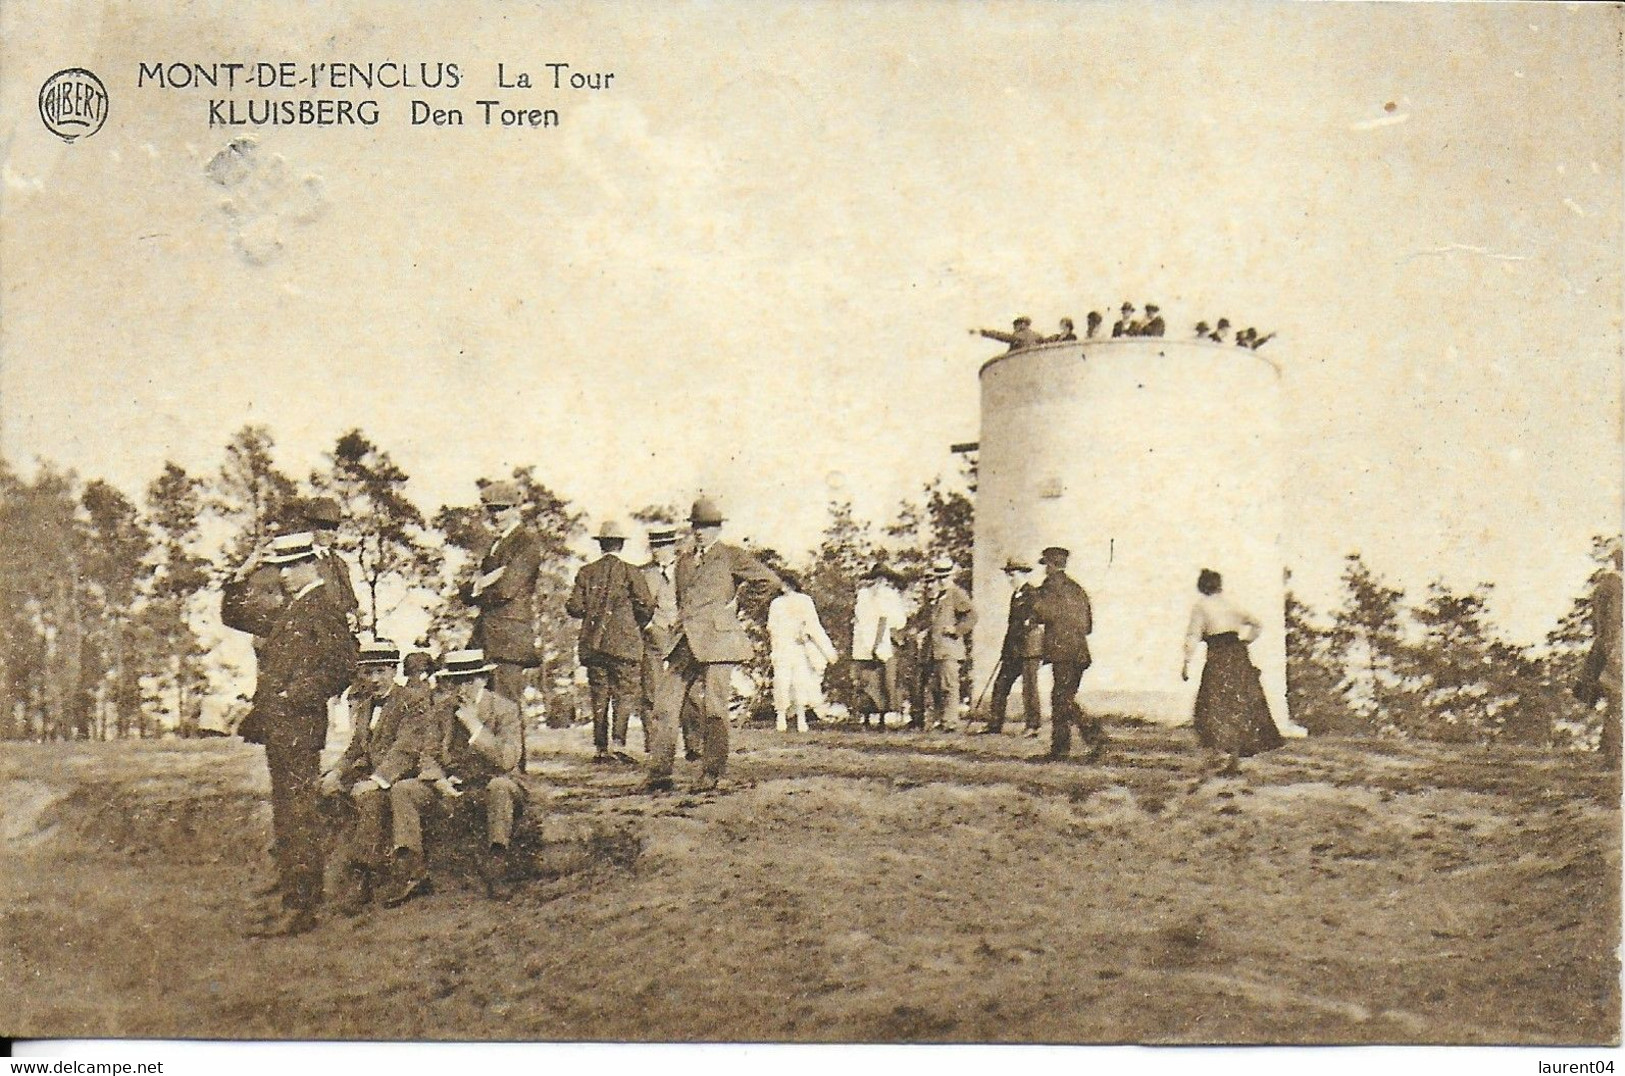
[39,68,109,143]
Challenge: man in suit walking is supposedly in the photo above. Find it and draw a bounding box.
[640,525,695,790]
[567,521,656,764]
[385,649,527,904]
[983,558,1042,736]
[463,480,540,768]
[671,497,784,791]
[320,639,439,916]
[922,556,976,731]
[1030,546,1107,761]
[223,532,358,936]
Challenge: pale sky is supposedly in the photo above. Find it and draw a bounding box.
[2,0,1620,645]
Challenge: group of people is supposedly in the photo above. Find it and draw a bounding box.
[222,486,807,935]
[1193,319,1275,349]
[219,484,1295,938]
[979,555,1282,771]
[221,484,547,936]
[972,304,1275,353]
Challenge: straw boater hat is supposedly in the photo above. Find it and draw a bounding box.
[358,639,402,667]
[647,526,680,547]
[595,520,627,542]
[263,532,318,565]
[479,481,521,508]
[930,556,956,578]
[690,497,724,527]
[1002,557,1034,573]
[437,649,496,679]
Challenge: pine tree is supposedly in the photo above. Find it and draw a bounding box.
[1329,553,1416,736]
[79,480,150,738]
[310,429,435,635]
[1284,590,1354,735]
[210,425,297,571]
[139,463,211,736]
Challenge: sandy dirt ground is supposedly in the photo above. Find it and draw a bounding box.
[2,721,1619,1044]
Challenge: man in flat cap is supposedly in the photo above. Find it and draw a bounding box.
[922,556,977,731]
[1111,303,1136,338]
[463,480,541,768]
[1085,311,1104,340]
[384,649,526,904]
[972,316,1045,353]
[567,521,656,764]
[983,558,1042,737]
[1030,546,1106,761]
[670,497,785,791]
[321,639,439,915]
[224,532,358,936]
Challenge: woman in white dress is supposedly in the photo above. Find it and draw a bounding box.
[1182,568,1282,773]
[768,573,838,732]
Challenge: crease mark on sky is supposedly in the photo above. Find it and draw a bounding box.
[1400,244,1530,264]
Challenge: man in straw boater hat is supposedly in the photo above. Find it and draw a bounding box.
[567,520,656,764]
[382,649,527,904]
[222,532,358,937]
[667,497,784,792]
[982,557,1043,738]
[319,639,440,916]
[462,479,541,770]
[921,556,977,731]
[1030,545,1109,762]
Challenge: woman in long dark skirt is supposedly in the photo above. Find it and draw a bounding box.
[1181,569,1282,774]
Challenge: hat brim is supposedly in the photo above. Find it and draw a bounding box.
[438,665,497,678]
[264,551,317,566]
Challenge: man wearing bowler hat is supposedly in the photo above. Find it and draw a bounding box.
[384,649,526,904]
[567,521,656,763]
[297,496,361,630]
[1030,546,1108,761]
[224,532,358,936]
[463,480,541,768]
[671,497,784,791]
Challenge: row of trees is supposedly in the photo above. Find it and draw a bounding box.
[1,422,1613,749]
[1286,541,1619,748]
[0,425,971,740]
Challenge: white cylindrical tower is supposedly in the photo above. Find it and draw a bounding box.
[972,337,1291,730]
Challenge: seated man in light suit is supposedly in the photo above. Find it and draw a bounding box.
[383,649,526,904]
[320,639,439,915]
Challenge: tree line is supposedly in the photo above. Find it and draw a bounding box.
[0,423,1613,750]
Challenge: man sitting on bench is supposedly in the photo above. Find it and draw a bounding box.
[383,648,526,904]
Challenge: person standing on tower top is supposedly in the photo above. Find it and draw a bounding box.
[972,316,1044,353]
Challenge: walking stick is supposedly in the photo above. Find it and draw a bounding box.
[972,655,1004,717]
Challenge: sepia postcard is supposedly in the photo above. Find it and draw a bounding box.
[1,1,1621,1069]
